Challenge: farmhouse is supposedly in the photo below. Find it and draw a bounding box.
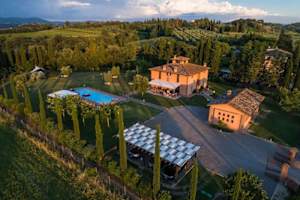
[149,56,209,98]
[208,89,265,131]
[263,47,292,71]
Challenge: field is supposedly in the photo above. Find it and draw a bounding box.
[0,125,114,200]
[172,28,279,42]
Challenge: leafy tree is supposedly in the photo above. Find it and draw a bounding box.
[189,160,199,200]
[95,113,104,161]
[66,96,81,139]
[60,65,72,77]
[293,43,300,89]
[100,105,111,127]
[9,75,18,104]
[38,89,47,131]
[133,74,149,96]
[153,125,161,197]
[277,30,293,52]
[116,107,127,172]
[224,169,269,200]
[279,87,300,112]
[23,84,33,113]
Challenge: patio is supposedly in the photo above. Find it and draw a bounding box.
[149,79,180,99]
[123,123,200,185]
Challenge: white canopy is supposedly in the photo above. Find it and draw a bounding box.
[123,123,200,167]
[149,79,180,90]
[48,90,78,98]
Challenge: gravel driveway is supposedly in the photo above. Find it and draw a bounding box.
[144,106,279,195]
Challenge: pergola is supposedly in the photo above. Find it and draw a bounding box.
[149,79,180,98]
[123,123,200,180]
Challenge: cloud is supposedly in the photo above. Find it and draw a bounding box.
[59,0,91,8]
[119,0,270,19]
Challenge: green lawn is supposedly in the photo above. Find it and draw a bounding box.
[208,81,236,96]
[250,98,300,147]
[134,93,208,108]
[0,125,111,200]
[29,72,132,96]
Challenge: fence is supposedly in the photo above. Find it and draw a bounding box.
[0,105,148,200]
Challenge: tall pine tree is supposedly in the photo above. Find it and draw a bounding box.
[95,113,104,161]
[117,107,127,172]
[189,160,199,200]
[153,124,161,197]
[38,90,47,131]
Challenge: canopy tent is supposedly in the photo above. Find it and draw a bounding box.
[149,79,180,90]
[123,123,200,168]
[48,90,78,98]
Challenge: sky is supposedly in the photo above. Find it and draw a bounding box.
[0,0,299,24]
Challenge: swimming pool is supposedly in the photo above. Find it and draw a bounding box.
[73,87,117,104]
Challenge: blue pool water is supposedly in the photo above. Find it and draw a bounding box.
[73,87,116,104]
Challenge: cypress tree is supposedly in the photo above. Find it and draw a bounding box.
[117,107,127,172]
[71,104,80,139]
[283,57,293,88]
[153,124,161,197]
[38,90,47,131]
[189,160,199,200]
[232,169,243,200]
[54,98,64,131]
[95,113,104,161]
[294,66,300,90]
[2,82,8,99]
[9,75,18,104]
[23,84,32,113]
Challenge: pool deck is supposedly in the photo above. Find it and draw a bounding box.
[71,87,128,106]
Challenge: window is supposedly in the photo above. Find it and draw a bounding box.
[227,114,230,117]
[223,113,225,116]
[177,74,180,82]
[159,72,161,79]
[232,116,235,119]
[231,120,234,123]
[226,119,229,122]
[222,118,225,121]
[218,112,221,115]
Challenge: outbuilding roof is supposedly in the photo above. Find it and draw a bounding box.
[124,123,200,167]
[210,89,265,116]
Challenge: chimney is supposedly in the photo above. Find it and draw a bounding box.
[226,90,232,96]
[203,63,207,67]
[162,65,167,71]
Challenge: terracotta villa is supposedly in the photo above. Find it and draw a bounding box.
[149,56,209,98]
[208,89,265,131]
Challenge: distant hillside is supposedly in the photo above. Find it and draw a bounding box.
[285,23,300,33]
[0,17,50,28]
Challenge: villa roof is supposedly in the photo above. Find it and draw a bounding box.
[210,89,265,116]
[149,63,208,76]
[123,123,200,167]
[172,56,190,61]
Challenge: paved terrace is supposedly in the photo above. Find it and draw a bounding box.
[144,106,284,195]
